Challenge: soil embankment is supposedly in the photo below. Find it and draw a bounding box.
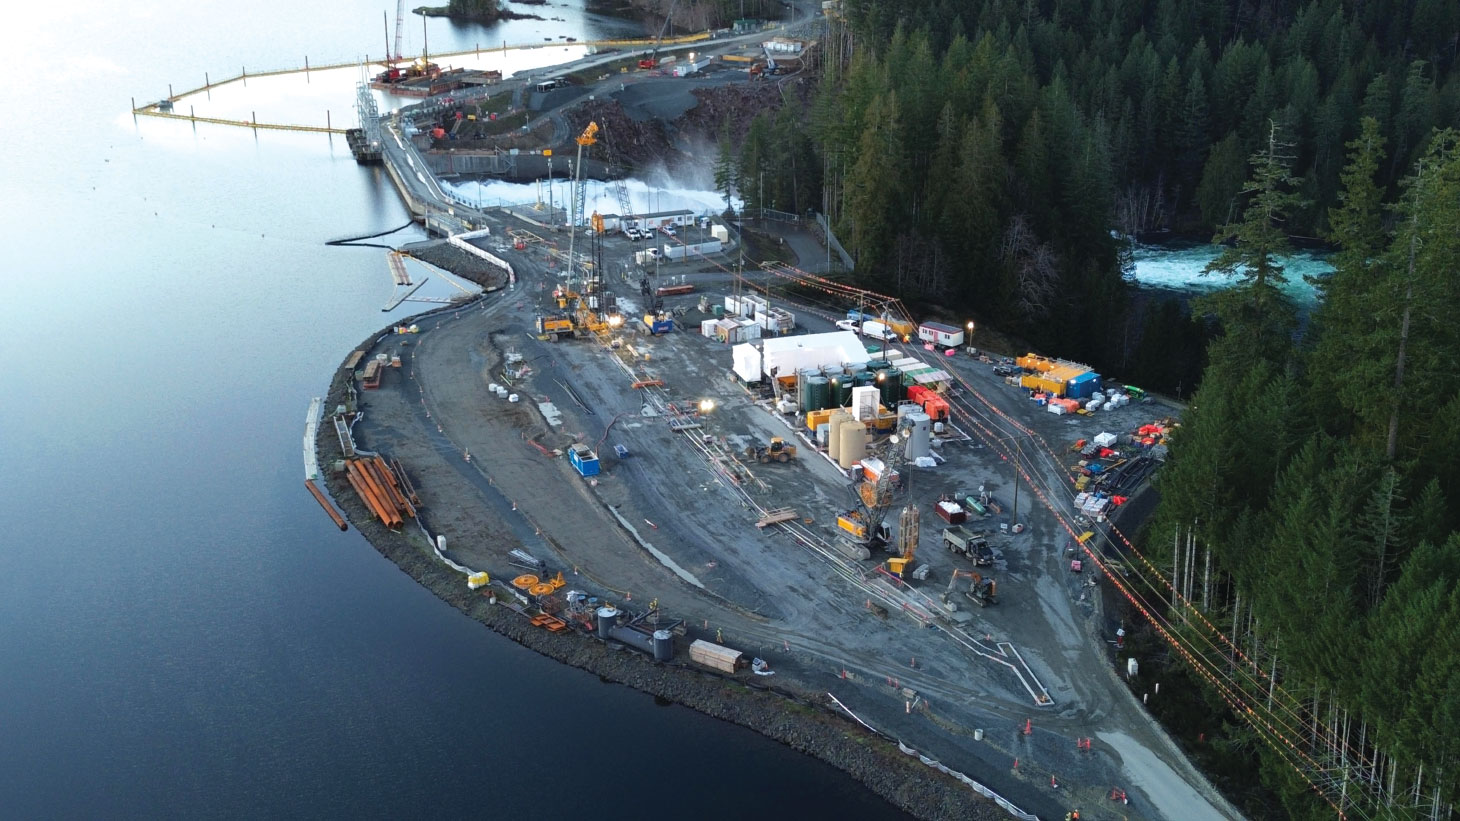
[316,307,1008,821]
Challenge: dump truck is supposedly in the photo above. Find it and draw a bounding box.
[943,526,994,566]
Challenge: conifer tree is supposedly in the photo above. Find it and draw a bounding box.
[1200,122,1306,367]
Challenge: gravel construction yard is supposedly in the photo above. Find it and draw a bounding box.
[323,221,1242,821]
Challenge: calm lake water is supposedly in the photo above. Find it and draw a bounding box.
[0,2,905,816]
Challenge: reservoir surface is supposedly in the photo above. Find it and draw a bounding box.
[0,1,906,816]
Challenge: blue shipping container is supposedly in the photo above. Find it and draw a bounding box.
[1066,371,1102,399]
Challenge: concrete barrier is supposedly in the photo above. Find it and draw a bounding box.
[448,232,516,284]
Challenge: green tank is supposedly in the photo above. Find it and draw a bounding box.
[879,368,903,406]
[803,376,830,412]
[829,377,852,408]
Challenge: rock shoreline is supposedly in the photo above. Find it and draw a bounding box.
[317,310,1007,821]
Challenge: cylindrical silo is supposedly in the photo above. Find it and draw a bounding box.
[828,410,851,461]
[880,368,903,406]
[853,371,876,387]
[905,412,932,460]
[838,421,867,469]
[596,606,619,639]
[652,629,674,662]
[807,376,830,412]
[830,377,852,408]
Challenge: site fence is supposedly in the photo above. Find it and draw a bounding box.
[758,207,801,223]
[814,212,854,271]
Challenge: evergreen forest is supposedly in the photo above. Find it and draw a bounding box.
[721,0,1458,400]
[717,1,1460,816]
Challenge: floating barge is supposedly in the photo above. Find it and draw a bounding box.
[346,128,383,164]
[370,65,466,97]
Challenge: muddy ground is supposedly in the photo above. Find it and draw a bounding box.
[316,220,1242,821]
[317,306,1010,821]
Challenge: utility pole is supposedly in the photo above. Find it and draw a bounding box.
[546,156,554,227]
[1012,437,1022,526]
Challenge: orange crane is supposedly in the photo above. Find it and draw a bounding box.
[545,122,618,337]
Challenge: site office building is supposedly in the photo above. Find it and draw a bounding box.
[622,209,695,233]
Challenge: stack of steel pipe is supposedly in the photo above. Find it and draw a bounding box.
[344,456,415,528]
[365,455,416,518]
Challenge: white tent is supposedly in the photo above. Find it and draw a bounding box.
[731,331,870,382]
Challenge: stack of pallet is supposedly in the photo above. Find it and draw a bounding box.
[344,455,416,529]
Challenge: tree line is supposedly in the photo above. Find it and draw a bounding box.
[1151,119,1460,817]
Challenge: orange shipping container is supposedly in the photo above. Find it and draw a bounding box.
[921,394,950,421]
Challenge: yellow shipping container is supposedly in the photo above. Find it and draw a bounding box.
[1047,363,1088,383]
[1017,353,1055,372]
[1020,373,1070,396]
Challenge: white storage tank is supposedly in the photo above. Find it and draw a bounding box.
[904,412,931,460]
[828,410,851,460]
[838,421,867,469]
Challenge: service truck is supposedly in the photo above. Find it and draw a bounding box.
[918,321,965,349]
[860,320,897,341]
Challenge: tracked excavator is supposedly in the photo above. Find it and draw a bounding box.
[942,568,998,610]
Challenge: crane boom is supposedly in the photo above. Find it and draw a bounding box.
[565,122,600,296]
[639,0,682,68]
[392,0,405,64]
